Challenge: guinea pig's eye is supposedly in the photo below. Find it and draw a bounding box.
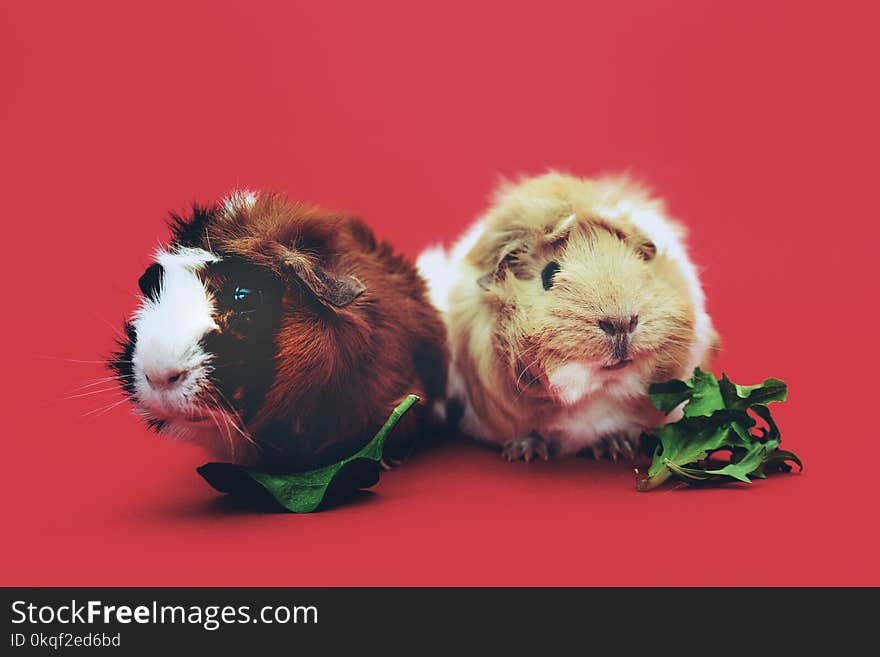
[541,261,560,290]
[231,286,262,314]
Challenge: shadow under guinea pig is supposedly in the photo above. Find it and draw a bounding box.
[136,487,379,521]
[201,489,378,515]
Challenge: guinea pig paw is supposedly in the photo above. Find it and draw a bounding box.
[501,434,550,463]
[593,434,639,462]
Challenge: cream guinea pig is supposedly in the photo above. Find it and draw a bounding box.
[417,172,718,461]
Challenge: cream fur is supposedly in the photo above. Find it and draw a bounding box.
[418,171,717,456]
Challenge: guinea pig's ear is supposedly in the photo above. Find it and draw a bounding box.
[622,230,657,261]
[545,213,578,245]
[473,231,527,291]
[300,266,366,307]
[603,224,657,261]
[279,253,364,307]
[635,239,657,261]
[284,252,366,307]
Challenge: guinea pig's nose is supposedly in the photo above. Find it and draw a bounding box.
[599,315,639,336]
[144,368,189,391]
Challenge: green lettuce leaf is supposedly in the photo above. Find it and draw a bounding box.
[647,367,725,417]
[718,373,788,410]
[197,394,420,512]
[638,370,801,491]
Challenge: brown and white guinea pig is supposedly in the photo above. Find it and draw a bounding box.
[110,191,448,471]
[417,172,718,462]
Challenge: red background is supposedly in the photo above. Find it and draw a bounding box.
[2,0,878,586]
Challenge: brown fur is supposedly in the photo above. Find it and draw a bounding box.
[206,194,448,470]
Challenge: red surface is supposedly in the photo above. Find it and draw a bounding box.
[2,0,878,586]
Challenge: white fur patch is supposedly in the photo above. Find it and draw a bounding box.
[548,394,648,456]
[222,189,258,216]
[416,219,486,314]
[131,247,219,422]
[415,246,452,313]
[546,361,600,406]
[543,360,654,454]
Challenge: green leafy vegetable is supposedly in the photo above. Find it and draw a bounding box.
[198,394,420,512]
[637,369,802,491]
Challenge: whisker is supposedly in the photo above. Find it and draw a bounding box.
[653,345,688,370]
[514,355,543,392]
[83,398,129,418]
[199,390,235,459]
[37,356,126,365]
[206,386,255,446]
[517,370,547,398]
[68,376,127,392]
[221,412,237,462]
[61,387,121,401]
[207,395,236,462]
[219,405,254,447]
[92,313,127,340]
